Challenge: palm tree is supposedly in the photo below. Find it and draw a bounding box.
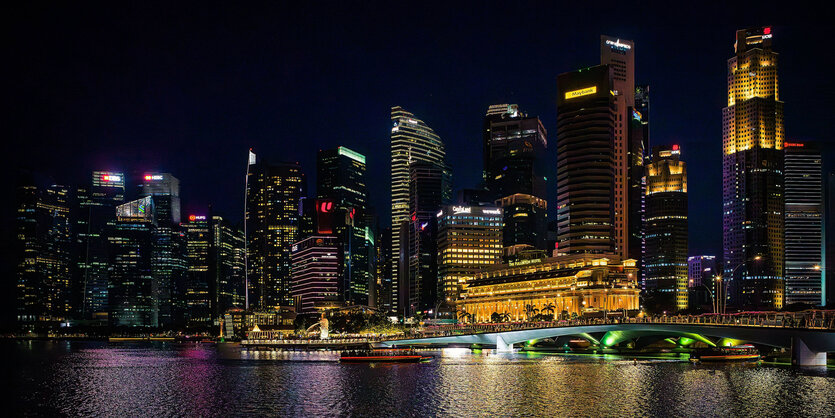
[524,304,539,321]
[543,303,556,316]
[458,310,473,324]
[499,312,511,323]
[490,312,502,323]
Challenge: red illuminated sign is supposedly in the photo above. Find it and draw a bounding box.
[785,142,804,148]
[672,144,679,151]
[764,27,771,35]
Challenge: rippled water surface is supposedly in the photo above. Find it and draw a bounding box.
[5,341,835,417]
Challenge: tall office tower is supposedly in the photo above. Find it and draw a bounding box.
[151,223,187,328]
[401,161,451,316]
[317,146,373,306]
[76,171,125,321]
[15,181,73,326]
[722,27,784,310]
[601,36,635,259]
[290,235,340,313]
[377,226,393,312]
[633,85,651,279]
[436,205,503,307]
[390,106,447,314]
[784,142,823,306]
[644,145,688,312]
[108,196,157,327]
[246,154,305,310]
[827,172,835,308]
[688,255,718,289]
[496,194,547,251]
[139,173,181,225]
[556,65,616,255]
[139,172,186,327]
[182,214,211,328]
[212,216,246,315]
[482,104,548,250]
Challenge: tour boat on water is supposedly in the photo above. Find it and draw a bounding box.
[340,349,433,363]
[691,345,760,362]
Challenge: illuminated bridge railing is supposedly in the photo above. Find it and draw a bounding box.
[409,311,835,340]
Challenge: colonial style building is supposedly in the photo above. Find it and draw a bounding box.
[457,254,640,322]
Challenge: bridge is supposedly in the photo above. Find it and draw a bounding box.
[377,311,835,366]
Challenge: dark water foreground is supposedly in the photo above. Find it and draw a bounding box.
[4,341,835,417]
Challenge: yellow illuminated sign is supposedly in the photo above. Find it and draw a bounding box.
[565,86,597,99]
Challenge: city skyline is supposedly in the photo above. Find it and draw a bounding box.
[5,5,834,266]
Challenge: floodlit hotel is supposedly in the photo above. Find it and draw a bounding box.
[458,254,640,322]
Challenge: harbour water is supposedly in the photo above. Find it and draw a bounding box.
[5,341,835,417]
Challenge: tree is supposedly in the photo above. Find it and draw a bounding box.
[524,304,539,321]
[542,303,556,317]
[570,312,578,320]
[499,312,511,323]
[491,312,501,323]
[458,310,473,323]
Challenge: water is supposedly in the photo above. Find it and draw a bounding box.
[5,341,835,417]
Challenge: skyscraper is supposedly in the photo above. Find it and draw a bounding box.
[139,173,181,226]
[390,106,447,314]
[436,205,503,307]
[601,36,635,259]
[182,214,211,328]
[212,216,246,315]
[76,171,125,321]
[401,161,451,316]
[139,172,186,327]
[317,146,373,306]
[246,155,305,310]
[108,196,156,327]
[15,180,73,326]
[290,235,340,313]
[722,27,784,310]
[482,104,548,251]
[556,65,616,255]
[784,142,823,306]
[644,145,688,312]
[688,255,718,289]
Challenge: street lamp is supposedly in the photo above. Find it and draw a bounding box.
[690,278,716,314]
[720,255,763,314]
[434,297,451,320]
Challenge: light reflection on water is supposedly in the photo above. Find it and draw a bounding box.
[5,342,835,417]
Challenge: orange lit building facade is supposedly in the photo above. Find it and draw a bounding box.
[458,255,639,322]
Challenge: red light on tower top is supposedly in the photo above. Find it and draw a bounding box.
[764,27,771,35]
[672,144,679,151]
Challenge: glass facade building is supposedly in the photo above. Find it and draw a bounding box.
[722,27,784,309]
[784,142,823,305]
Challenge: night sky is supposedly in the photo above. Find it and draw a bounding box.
[4,3,833,262]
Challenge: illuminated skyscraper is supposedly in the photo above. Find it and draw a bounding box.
[401,161,451,316]
[139,173,181,225]
[556,65,616,255]
[76,171,125,321]
[139,172,186,327]
[107,196,156,327]
[644,145,688,312]
[437,205,503,307]
[212,216,246,314]
[601,36,635,259]
[390,106,447,313]
[15,179,73,326]
[317,146,373,306]
[246,155,304,310]
[290,235,340,313]
[722,27,784,309]
[784,142,823,305]
[482,104,548,251]
[182,214,211,328]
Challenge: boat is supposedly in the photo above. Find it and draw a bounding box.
[340,349,427,363]
[691,345,760,362]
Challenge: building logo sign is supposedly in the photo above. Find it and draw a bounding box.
[605,39,632,50]
[565,86,597,100]
[452,206,471,214]
[482,208,501,215]
[144,174,164,181]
